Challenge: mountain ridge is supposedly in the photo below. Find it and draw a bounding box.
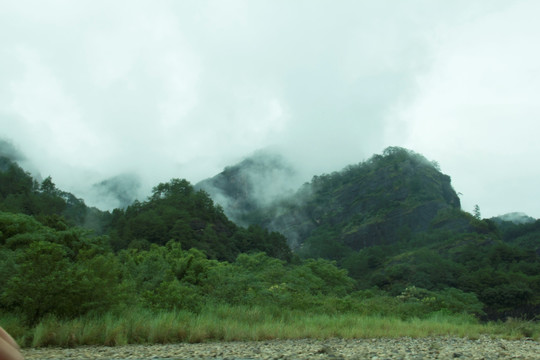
[3,143,540,319]
[197,146,465,254]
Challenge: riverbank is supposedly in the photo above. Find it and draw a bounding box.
[21,337,540,359]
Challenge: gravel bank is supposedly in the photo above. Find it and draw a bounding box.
[21,337,540,359]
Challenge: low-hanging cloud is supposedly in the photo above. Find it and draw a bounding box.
[1,0,538,218]
[0,138,25,162]
[387,0,540,217]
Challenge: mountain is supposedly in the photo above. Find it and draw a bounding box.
[492,212,536,225]
[0,153,292,262]
[4,142,540,319]
[196,150,300,225]
[199,147,464,254]
[0,154,111,233]
[197,147,540,318]
[107,178,292,262]
[91,173,142,210]
[0,139,25,163]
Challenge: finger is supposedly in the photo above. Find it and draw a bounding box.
[0,328,20,350]
[0,337,24,360]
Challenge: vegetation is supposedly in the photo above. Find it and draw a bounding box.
[0,210,354,320]
[199,148,540,319]
[0,156,110,234]
[3,306,540,348]
[108,178,291,261]
[1,147,540,347]
[0,156,291,262]
[211,147,462,252]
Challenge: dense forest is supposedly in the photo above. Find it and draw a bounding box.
[1,146,540,329]
[200,147,540,320]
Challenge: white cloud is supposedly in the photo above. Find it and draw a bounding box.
[8,47,100,168]
[1,0,539,218]
[390,0,540,217]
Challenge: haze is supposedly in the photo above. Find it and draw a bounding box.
[1,0,539,218]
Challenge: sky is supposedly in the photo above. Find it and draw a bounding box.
[1,0,539,218]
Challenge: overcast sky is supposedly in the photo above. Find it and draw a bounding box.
[1,0,539,218]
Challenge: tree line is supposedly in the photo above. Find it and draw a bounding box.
[1,154,539,322]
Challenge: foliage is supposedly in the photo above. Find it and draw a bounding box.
[238,147,464,256]
[0,156,111,233]
[0,212,122,323]
[1,209,491,325]
[108,179,292,262]
[6,305,539,348]
[2,148,540,324]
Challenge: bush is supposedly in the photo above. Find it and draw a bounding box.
[2,232,123,323]
[143,279,204,313]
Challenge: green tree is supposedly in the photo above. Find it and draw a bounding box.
[109,178,292,262]
[473,204,481,220]
[4,240,78,321]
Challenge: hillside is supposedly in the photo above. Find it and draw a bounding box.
[198,147,540,318]
[195,150,300,225]
[199,147,464,253]
[2,144,540,320]
[107,178,292,262]
[0,155,110,234]
[0,152,292,263]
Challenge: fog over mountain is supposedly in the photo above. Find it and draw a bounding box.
[196,150,302,224]
[2,1,540,217]
[493,212,536,225]
[91,173,142,210]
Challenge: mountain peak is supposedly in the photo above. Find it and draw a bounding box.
[492,212,536,225]
[197,147,462,253]
[196,149,301,224]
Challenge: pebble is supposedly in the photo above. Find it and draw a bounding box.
[21,336,540,359]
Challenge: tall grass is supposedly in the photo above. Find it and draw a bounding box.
[1,306,538,348]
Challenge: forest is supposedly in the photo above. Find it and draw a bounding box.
[1,148,540,346]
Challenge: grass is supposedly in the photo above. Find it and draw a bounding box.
[2,305,539,348]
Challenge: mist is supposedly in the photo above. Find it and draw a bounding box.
[90,173,142,210]
[0,139,24,162]
[1,1,540,218]
[196,149,305,225]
